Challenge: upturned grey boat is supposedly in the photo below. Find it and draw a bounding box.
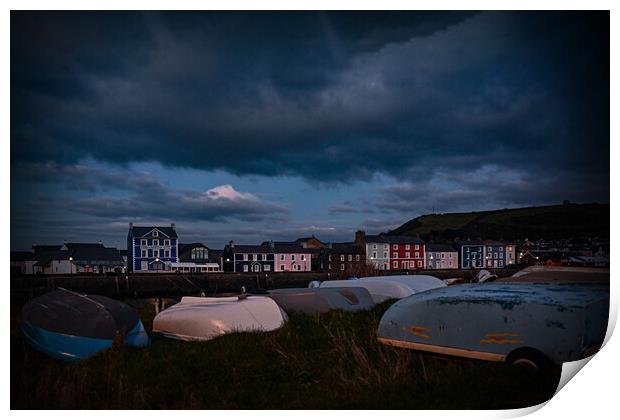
[267,287,374,315]
[377,281,609,369]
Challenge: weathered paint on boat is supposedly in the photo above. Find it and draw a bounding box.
[267,287,374,315]
[20,289,149,362]
[314,275,446,304]
[152,295,288,341]
[377,282,609,364]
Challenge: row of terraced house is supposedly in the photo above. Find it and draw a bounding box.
[125,224,518,273]
[11,223,519,275]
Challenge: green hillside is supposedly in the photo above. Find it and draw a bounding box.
[388,203,609,242]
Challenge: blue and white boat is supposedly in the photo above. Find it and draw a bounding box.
[21,289,149,362]
[377,271,609,369]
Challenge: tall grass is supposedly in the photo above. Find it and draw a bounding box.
[11,300,559,409]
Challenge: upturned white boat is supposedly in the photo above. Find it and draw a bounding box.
[267,287,374,315]
[310,275,446,304]
[152,296,288,341]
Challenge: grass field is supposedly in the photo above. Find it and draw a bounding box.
[11,299,560,409]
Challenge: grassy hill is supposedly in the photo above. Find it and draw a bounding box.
[389,203,609,242]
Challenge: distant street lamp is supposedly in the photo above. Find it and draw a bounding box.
[155,257,160,274]
[69,256,74,275]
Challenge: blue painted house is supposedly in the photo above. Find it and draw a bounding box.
[484,242,507,268]
[459,241,485,269]
[127,223,178,272]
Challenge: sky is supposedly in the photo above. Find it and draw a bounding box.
[10,11,609,251]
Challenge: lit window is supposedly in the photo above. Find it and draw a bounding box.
[340,264,345,271]
[264,265,270,271]
[348,255,352,262]
[341,255,345,262]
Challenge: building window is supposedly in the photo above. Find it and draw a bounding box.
[243,254,248,261]
[263,254,267,261]
[154,249,159,257]
[301,255,305,261]
[415,252,419,258]
[341,255,345,262]
[280,265,285,271]
[356,255,360,261]
[405,244,410,250]
[340,264,345,271]
[264,265,270,271]
[417,261,422,267]
[393,261,398,268]
[372,252,377,259]
[165,239,170,246]
[373,244,377,249]
[257,254,263,261]
[405,252,410,258]
[499,247,503,251]
[348,255,352,262]
[280,254,285,260]
[153,231,158,237]
[328,264,331,270]
[153,239,159,246]
[328,255,332,261]
[393,244,398,250]
[384,244,388,249]
[141,239,147,246]
[191,247,207,260]
[383,252,388,258]
[415,245,419,250]
[292,254,296,261]
[165,250,170,258]
[499,261,504,267]
[494,253,498,259]
[250,254,255,261]
[141,250,146,257]
[243,265,248,272]
[393,252,398,259]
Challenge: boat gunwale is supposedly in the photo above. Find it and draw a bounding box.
[377,337,507,362]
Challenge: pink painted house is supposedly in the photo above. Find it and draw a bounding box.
[266,242,311,272]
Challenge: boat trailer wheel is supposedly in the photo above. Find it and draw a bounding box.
[506,348,550,371]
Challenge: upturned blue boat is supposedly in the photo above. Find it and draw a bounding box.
[21,289,149,362]
[377,276,609,369]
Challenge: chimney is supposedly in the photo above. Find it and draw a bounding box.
[129,222,133,229]
[355,230,366,246]
[269,240,275,251]
[98,240,103,245]
[171,223,176,230]
[229,240,235,249]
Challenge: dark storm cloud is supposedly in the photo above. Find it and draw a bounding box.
[11,11,609,188]
[14,162,287,222]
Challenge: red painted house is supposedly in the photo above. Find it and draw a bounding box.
[387,236,426,271]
